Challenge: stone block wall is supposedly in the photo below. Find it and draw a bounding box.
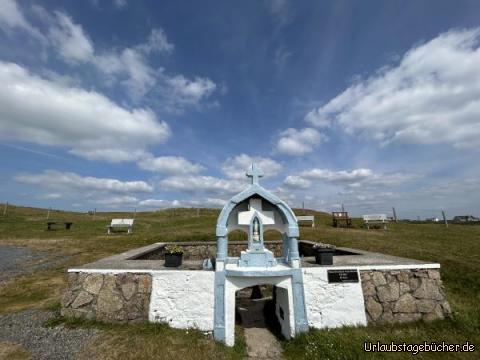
[360,269,451,324]
[61,272,152,323]
[136,241,284,260]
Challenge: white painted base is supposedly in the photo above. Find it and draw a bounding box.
[303,267,367,329]
[149,271,215,331]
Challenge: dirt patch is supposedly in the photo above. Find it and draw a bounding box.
[244,328,282,360]
[0,341,30,360]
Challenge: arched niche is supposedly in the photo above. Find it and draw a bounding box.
[215,175,300,266]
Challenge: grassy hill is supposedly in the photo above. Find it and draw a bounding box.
[0,204,479,359]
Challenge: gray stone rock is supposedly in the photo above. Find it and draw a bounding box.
[377,282,400,302]
[394,313,421,323]
[121,281,137,301]
[83,274,104,295]
[393,294,417,313]
[417,299,436,313]
[71,291,94,309]
[67,272,78,285]
[399,282,410,295]
[360,272,371,281]
[413,279,442,300]
[372,272,387,286]
[362,282,376,297]
[77,273,88,284]
[441,301,452,314]
[138,276,152,294]
[409,277,420,290]
[433,304,445,319]
[97,291,123,314]
[428,270,441,280]
[61,290,77,308]
[397,271,410,283]
[102,275,118,292]
[365,297,383,321]
[413,270,428,278]
[380,309,394,323]
[422,305,445,321]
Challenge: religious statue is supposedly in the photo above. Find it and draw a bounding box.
[252,217,260,242]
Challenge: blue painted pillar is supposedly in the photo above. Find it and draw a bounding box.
[282,233,290,261]
[216,235,227,261]
[292,269,309,334]
[289,236,300,261]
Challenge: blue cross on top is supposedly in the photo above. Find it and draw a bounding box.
[246,163,264,185]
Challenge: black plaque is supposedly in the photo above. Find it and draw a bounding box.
[328,269,359,283]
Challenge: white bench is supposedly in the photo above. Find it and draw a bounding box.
[363,214,388,229]
[297,215,315,227]
[107,219,134,234]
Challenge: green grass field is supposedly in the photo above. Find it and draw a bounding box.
[0,204,479,359]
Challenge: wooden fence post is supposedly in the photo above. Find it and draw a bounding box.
[3,202,7,216]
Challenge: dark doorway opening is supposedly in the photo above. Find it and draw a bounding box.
[235,285,283,339]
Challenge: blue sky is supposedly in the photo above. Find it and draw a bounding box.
[1,0,480,219]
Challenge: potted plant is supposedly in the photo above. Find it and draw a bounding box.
[313,243,336,265]
[164,245,184,267]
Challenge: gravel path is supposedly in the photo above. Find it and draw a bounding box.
[0,245,70,286]
[0,310,98,360]
[0,245,48,285]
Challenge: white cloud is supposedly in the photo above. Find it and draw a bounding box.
[113,0,127,10]
[265,0,290,27]
[137,28,174,54]
[48,11,94,63]
[294,167,418,188]
[0,61,170,162]
[221,154,282,179]
[276,128,327,156]
[95,195,139,207]
[2,2,216,106]
[162,74,217,110]
[306,28,480,149]
[138,155,204,175]
[300,168,373,184]
[283,175,311,189]
[159,176,244,196]
[16,170,153,193]
[0,0,44,40]
[139,197,226,209]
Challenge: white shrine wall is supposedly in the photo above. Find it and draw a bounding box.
[275,286,293,339]
[302,267,367,329]
[149,271,215,331]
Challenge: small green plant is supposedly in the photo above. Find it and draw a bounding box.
[164,245,184,255]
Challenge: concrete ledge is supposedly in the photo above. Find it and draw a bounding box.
[69,240,438,272]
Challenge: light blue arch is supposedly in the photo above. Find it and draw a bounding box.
[213,164,308,345]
